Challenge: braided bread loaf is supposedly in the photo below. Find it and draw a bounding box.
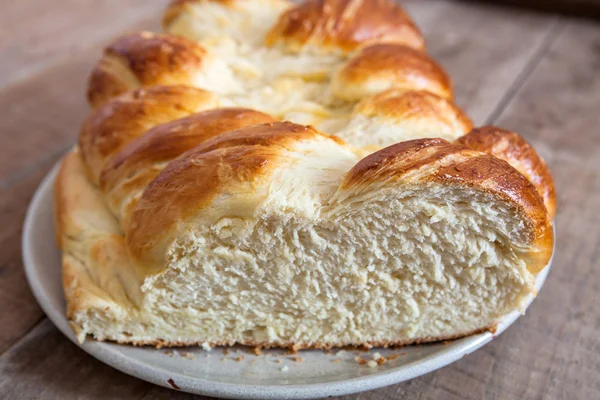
[55,0,555,348]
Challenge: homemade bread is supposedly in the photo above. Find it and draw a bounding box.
[54,0,556,348]
[57,122,553,347]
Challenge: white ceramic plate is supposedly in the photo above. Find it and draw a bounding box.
[23,162,552,399]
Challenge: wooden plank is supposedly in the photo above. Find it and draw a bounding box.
[0,0,167,87]
[0,318,226,399]
[0,320,152,399]
[404,0,561,125]
[0,158,60,354]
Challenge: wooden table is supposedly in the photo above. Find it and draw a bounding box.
[1,1,599,398]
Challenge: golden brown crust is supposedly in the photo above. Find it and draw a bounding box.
[55,150,135,324]
[126,122,336,272]
[87,32,207,108]
[93,324,497,350]
[57,153,149,351]
[265,0,425,53]
[79,85,219,185]
[54,155,72,250]
[101,108,275,189]
[457,126,556,220]
[335,44,452,100]
[355,89,473,134]
[99,108,275,222]
[163,0,236,27]
[342,138,553,273]
[342,138,464,189]
[54,150,121,246]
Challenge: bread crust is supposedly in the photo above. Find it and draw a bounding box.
[457,126,556,219]
[98,108,275,225]
[354,89,473,136]
[163,0,236,28]
[342,138,554,273]
[334,44,452,100]
[91,325,498,350]
[265,0,425,53]
[163,0,291,29]
[55,150,140,329]
[101,108,275,192]
[79,85,219,184]
[87,32,207,108]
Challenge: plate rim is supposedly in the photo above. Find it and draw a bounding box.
[22,159,553,399]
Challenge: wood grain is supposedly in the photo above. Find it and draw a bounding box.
[0,320,152,399]
[0,0,165,87]
[0,159,58,354]
[0,0,598,399]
